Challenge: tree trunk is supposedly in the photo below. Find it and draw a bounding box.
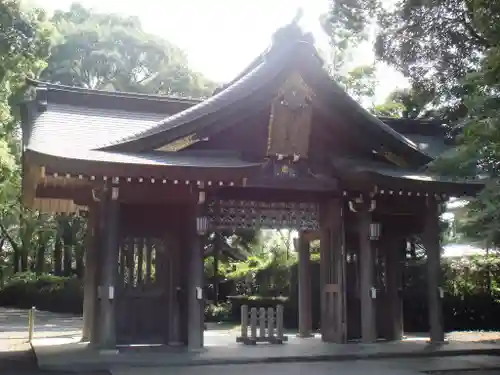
[13,248,20,273]
[36,241,46,274]
[76,248,84,279]
[63,243,72,276]
[54,236,62,275]
[20,250,28,272]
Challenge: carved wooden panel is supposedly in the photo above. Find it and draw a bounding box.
[267,72,314,158]
[207,199,319,230]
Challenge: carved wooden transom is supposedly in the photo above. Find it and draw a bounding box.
[267,71,314,160]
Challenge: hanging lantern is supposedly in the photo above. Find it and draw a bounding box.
[196,216,209,235]
[369,222,381,240]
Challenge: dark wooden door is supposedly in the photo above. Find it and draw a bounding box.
[115,237,170,345]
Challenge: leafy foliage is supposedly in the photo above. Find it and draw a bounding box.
[321,1,379,105]
[0,2,221,286]
[431,2,500,245]
[41,3,216,97]
[0,272,82,313]
[375,0,488,121]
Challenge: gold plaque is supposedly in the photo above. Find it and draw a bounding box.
[267,71,314,158]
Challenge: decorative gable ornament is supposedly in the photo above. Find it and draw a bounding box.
[156,133,206,152]
[267,71,314,159]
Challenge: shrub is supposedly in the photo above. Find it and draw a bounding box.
[0,272,83,314]
[227,295,288,320]
[205,302,232,322]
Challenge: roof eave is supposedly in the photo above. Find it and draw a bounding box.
[26,78,202,105]
[24,149,263,182]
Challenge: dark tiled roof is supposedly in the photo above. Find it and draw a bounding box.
[26,93,452,160]
[26,147,263,181]
[28,78,201,108]
[98,41,300,151]
[331,157,484,195]
[28,148,261,169]
[405,134,452,159]
[96,24,433,167]
[29,104,167,151]
[379,117,446,136]
[26,102,263,176]
[24,24,452,170]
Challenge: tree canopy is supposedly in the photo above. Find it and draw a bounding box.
[41,3,217,97]
[0,1,219,280]
[323,0,500,245]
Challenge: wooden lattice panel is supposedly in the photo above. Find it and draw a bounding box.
[207,199,319,230]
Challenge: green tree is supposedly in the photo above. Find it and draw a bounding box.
[374,0,489,122]
[41,3,216,98]
[0,0,52,279]
[320,2,379,105]
[430,2,500,245]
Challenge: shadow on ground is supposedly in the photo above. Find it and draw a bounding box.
[0,343,37,371]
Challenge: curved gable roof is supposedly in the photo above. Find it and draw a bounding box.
[97,23,432,167]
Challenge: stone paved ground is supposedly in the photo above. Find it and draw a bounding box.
[3,307,500,374]
[111,357,500,375]
[0,307,80,374]
[428,372,500,375]
[0,342,38,374]
[426,371,500,375]
[112,360,424,375]
[0,307,81,340]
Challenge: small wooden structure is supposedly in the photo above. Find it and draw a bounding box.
[21,21,484,350]
[237,305,287,345]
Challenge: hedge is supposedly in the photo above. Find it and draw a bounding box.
[4,270,500,333]
[0,272,83,314]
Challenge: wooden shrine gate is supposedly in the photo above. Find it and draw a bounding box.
[115,235,181,345]
[207,197,347,343]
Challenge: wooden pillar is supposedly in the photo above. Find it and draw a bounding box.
[82,206,98,342]
[297,231,313,338]
[358,206,377,343]
[168,234,183,346]
[213,233,220,304]
[385,238,404,341]
[319,198,346,343]
[187,191,205,350]
[423,198,445,343]
[97,183,119,348]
